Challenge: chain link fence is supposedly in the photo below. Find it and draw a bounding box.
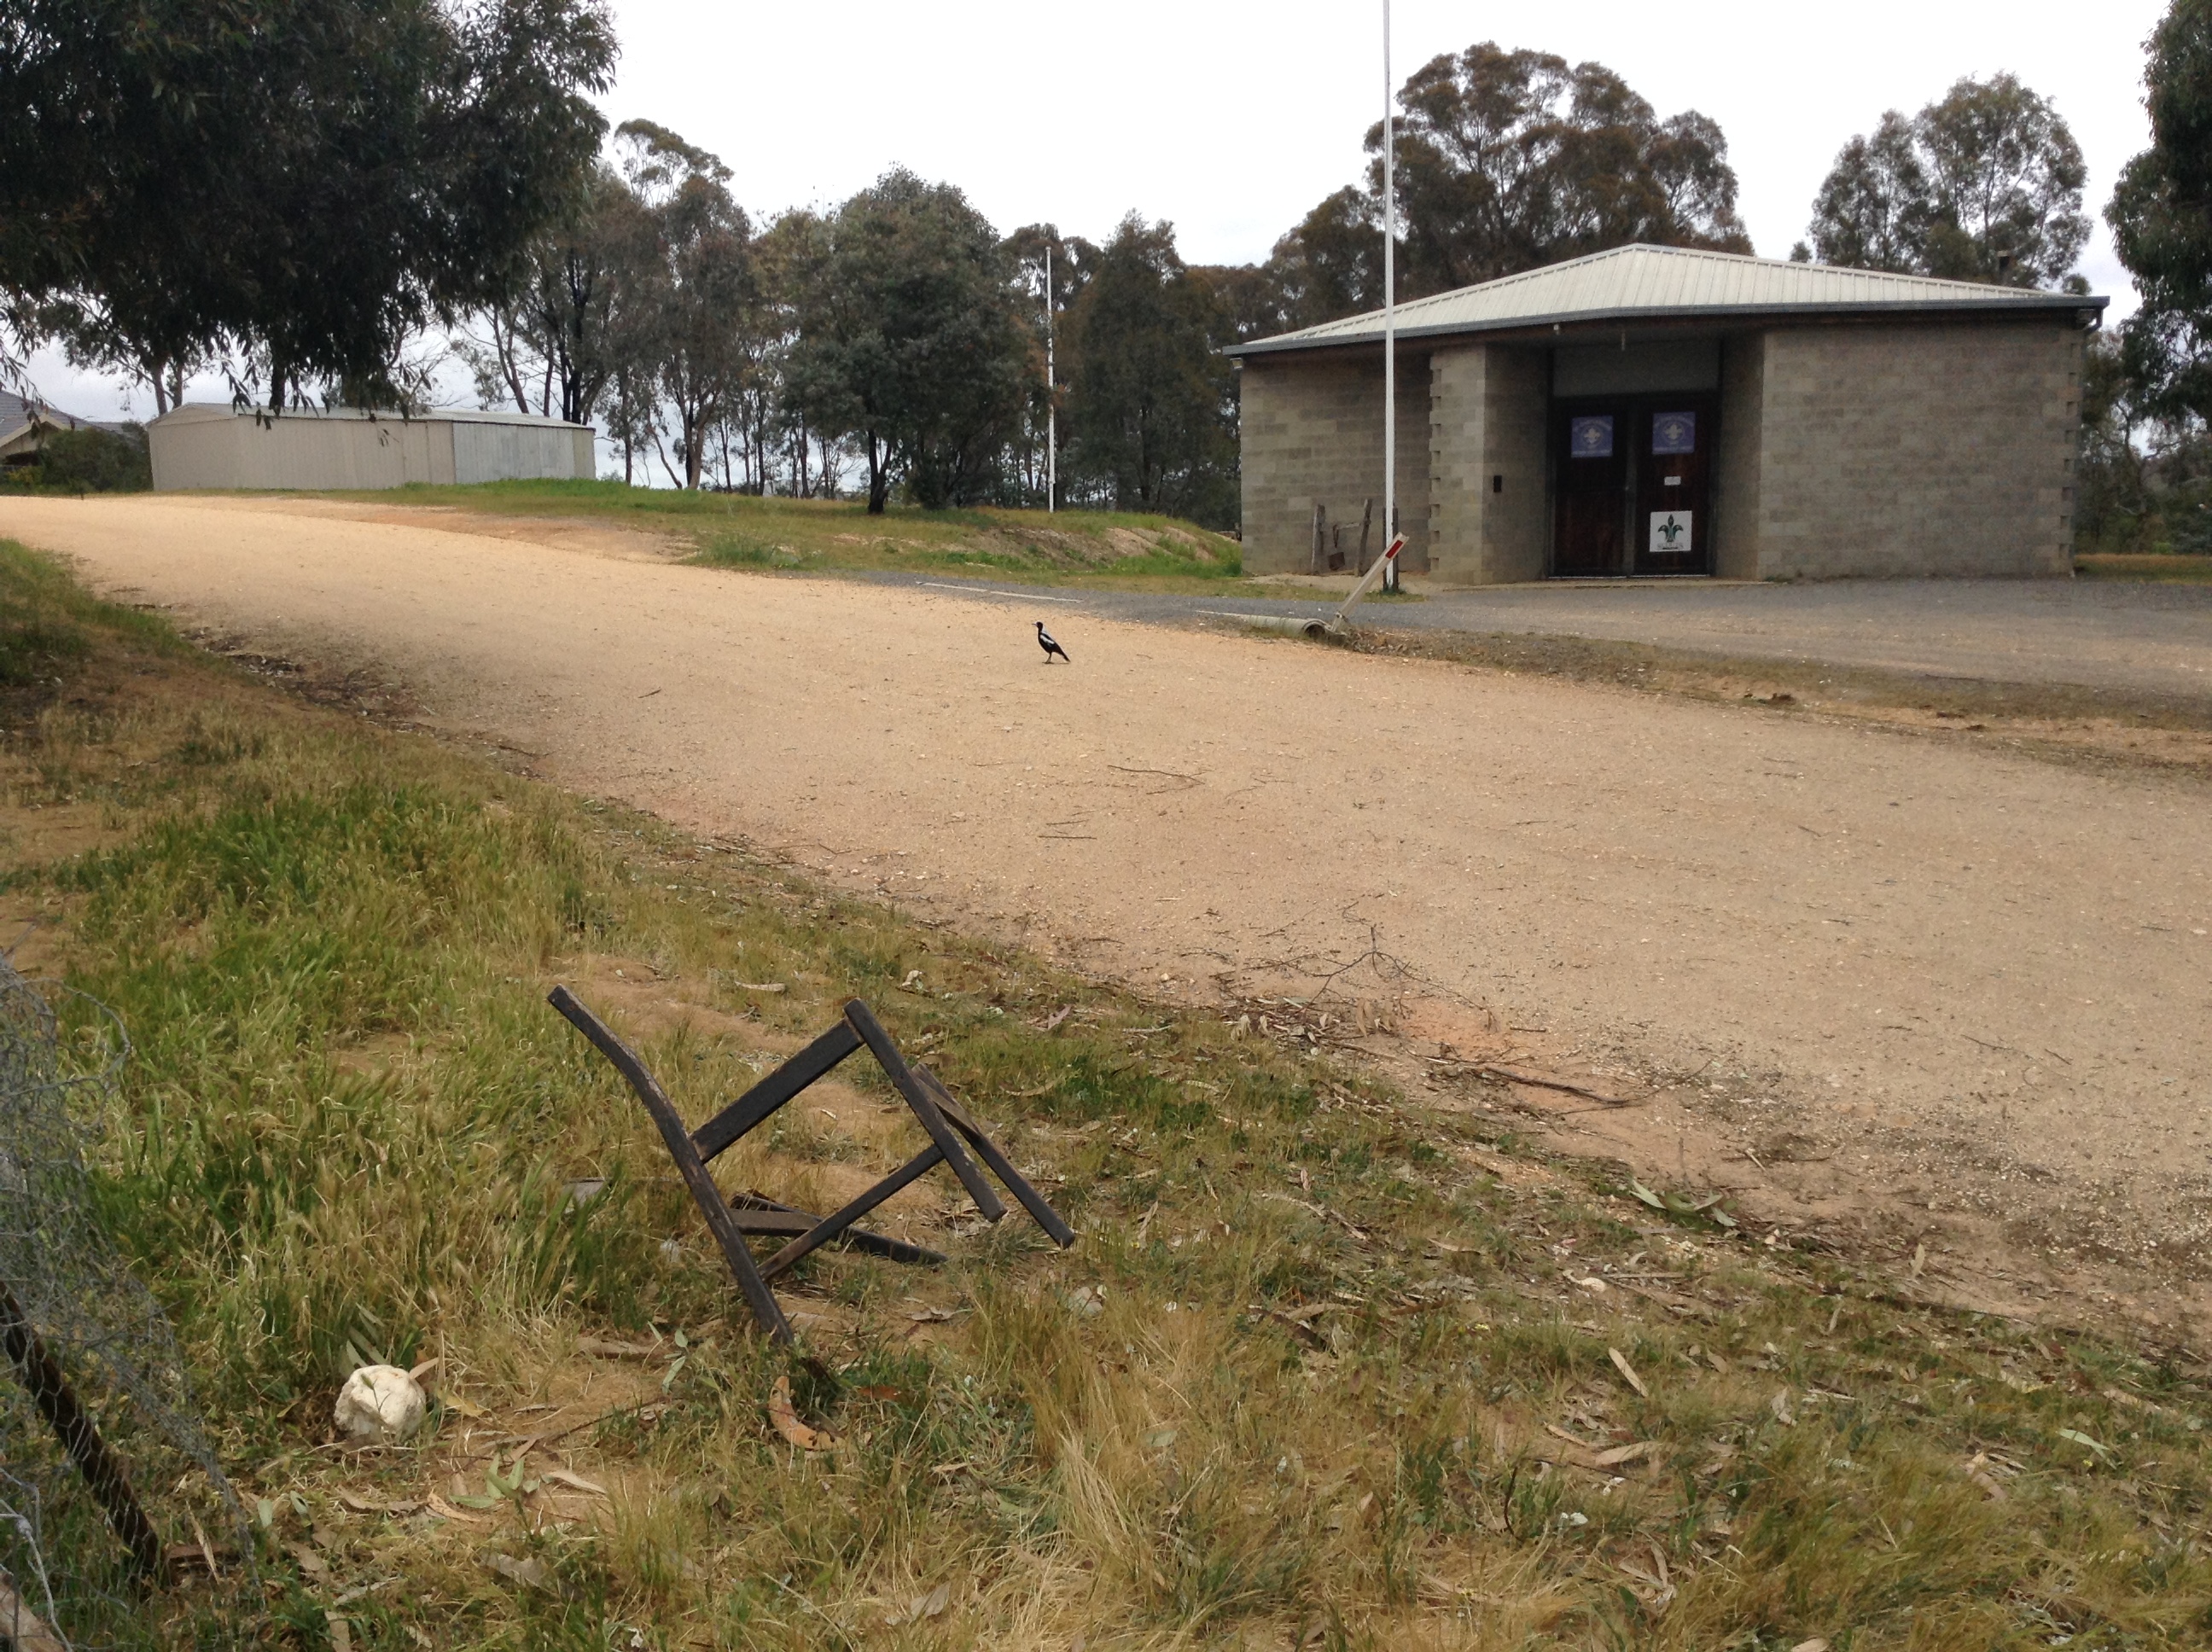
[0,956,252,1648]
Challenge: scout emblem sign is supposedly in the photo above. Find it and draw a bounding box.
[1648,511,1693,556]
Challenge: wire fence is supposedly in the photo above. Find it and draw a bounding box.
[0,955,252,1648]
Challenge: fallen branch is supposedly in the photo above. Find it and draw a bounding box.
[1437,1061,1637,1108]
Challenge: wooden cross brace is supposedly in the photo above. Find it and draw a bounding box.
[549,988,1074,1344]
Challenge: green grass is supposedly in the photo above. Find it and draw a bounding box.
[2075,551,2212,583]
[4,540,2211,1649]
[315,479,1248,591]
[0,535,177,686]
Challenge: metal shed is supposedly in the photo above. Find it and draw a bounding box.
[147,404,595,492]
[1226,244,2107,585]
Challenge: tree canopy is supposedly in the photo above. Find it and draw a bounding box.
[2110,0,2212,421]
[1264,189,1385,333]
[782,171,1029,513]
[1260,44,1748,327]
[1,0,617,410]
[612,121,760,491]
[1796,74,2089,288]
[1387,44,1750,295]
[1063,217,1238,523]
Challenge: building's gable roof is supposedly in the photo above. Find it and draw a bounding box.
[0,391,114,446]
[1225,243,2105,358]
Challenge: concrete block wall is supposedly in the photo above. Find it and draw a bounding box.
[1712,334,1765,579]
[1427,344,1549,586]
[1237,354,1430,573]
[1239,315,2084,584]
[1750,320,2083,579]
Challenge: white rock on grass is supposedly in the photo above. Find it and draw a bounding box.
[334,1364,428,1444]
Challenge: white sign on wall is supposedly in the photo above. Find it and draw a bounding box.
[1648,510,1693,556]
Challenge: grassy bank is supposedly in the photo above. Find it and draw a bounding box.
[4,539,2211,1649]
[1343,623,2212,782]
[2075,552,2212,583]
[327,480,1244,591]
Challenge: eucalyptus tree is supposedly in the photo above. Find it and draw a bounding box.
[1260,44,1747,322]
[463,164,653,425]
[1389,44,1746,299]
[784,170,1028,512]
[1264,188,1383,331]
[1,0,617,410]
[755,208,842,497]
[2110,0,2212,420]
[1798,74,2089,288]
[1063,216,1237,525]
[613,120,760,490]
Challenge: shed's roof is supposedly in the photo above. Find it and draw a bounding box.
[1225,242,2105,358]
[154,402,588,430]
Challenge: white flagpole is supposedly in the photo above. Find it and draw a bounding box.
[1045,241,1057,514]
[1382,0,1395,573]
[1332,0,1404,627]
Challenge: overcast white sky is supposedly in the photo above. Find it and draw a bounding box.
[27,0,2172,422]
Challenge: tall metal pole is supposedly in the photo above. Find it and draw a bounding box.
[1330,0,1406,627]
[1045,241,1057,514]
[1382,0,1395,566]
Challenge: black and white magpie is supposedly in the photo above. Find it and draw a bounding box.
[1035,620,1070,664]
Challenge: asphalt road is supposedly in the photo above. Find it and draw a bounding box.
[859,572,2212,707]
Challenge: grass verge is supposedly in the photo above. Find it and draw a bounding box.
[2075,553,2212,583]
[3,538,2211,1649]
[317,480,1247,593]
[1344,623,2212,781]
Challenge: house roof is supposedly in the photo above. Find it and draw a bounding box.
[1224,243,2108,358]
[154,402,590,430]
[0,391,117,446]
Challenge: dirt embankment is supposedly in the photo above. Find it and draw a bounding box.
[6,492,2210,1339]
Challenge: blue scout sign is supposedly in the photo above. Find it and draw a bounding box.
[1569,415,1614,458]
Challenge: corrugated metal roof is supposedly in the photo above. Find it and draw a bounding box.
[1225,243,2105,357]
[154,402,589,430]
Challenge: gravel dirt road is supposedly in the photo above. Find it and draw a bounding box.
[9,494,2210,1330]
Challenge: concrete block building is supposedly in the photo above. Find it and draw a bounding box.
[1227,245,2105,584]
[148,403,594,491]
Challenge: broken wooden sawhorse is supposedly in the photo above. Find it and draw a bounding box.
[549,987,1074,1344]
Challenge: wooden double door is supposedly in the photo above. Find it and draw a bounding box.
[1552,395,1716,577]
